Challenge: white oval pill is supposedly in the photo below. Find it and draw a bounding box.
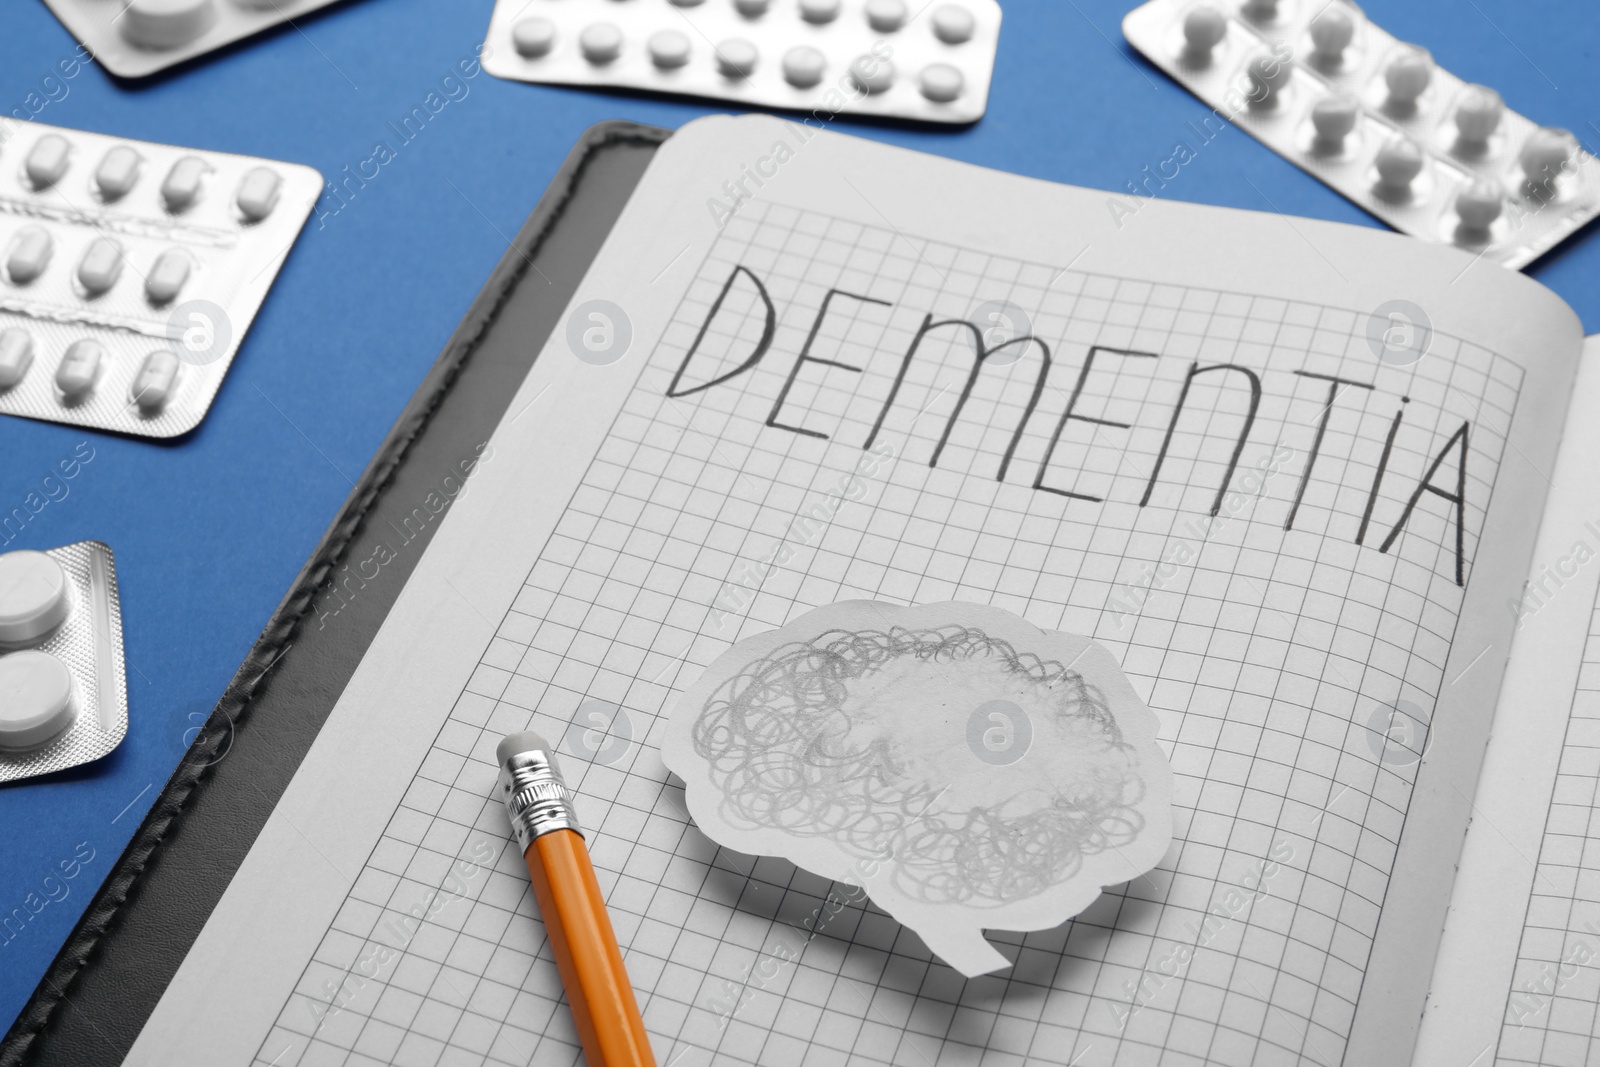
[132,350,181,412]
[1375,136,1425,188]
[0,651,75,751]
[95,146,142,201]
[25,135,71,190]
[511,17,557,58]
[865,0,907,32]
[7,228,53,285]
[77,238,124,296]
[919,62,964,102]
[236,166,281,222]
[56,340,103,399]
[716,39,759,78]
[849,55,895,94]
[1311,93,1359,143]
[1385,48,1432,106]
[931,4,975,44]
[1182,6,1226,53]
[0,329,33,389]
[649,30,692,69]
[783,47,826,88]
[120,0,218,48]
[1520,127,1577,186]
[162,156,208,212]
[1309,7,1353,61]
[146,249,191,304]
[734,0,771,15]
[0,551,70,645]
[579,23,623,65]
[1453,85,1503,144]
[799,0,840,23]
[1455,179,1503,230]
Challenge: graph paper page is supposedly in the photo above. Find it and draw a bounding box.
[130,116,1583,1067]
[1417,336,1600,1067]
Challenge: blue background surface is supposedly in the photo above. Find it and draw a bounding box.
[0,0,1594,1037]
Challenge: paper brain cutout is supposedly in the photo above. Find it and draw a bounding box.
[662,601,1174,976]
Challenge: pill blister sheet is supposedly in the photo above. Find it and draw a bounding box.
[0,542,127,785]
[0,122,320,438]
[1122,0,1600,270]
[41,0,350,80]
[482,0,1001,124]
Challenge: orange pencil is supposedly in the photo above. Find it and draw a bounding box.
[496,731,656,1067]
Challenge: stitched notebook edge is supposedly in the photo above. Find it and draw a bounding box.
[0,119,672,1067]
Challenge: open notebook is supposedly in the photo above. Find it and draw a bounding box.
[125,115,1589,1066]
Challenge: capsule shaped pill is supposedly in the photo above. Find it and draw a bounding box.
[1385,48,1432,106]
[920,63,965,102]
[931,4,975,43]
[77,239,124,296]
[512,17,557,58]
[56,340,102,399]
[716,39,759,78]
[0,329,34,389]
[0,651,75,751]
[1182,6,1226,55]
[0,550,71,645]
[121,0,219,48]
[236,166,282,222]
[132,350,181,412]
[25,135,71,190]
[146,249,192,304]
[162,156,208,212]
[7,228,53,285]
[579,23,623,64]
[95,146,142,201]
[783,47,826,88]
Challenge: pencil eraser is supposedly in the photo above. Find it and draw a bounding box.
[498,730,552,765]
[0,550,71,645]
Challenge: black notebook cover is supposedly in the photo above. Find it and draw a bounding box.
[0,120,671,1067]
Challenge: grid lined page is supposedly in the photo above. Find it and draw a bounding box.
[1498,594,1600,1067]
[254,200,1518,1067]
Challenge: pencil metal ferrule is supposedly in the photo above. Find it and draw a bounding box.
[498,747,583,852]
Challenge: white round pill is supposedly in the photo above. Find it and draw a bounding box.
[716,39,759,78]
[734,0,771,16]
[1453,85,1503,144]
[849,55,895,94]
[1182,6,1226,53]
[1309,6,1354,61]
[932,4,976,44]
[0,551,70,645]
[1455,179,1503,230]
[579,23,623,65]
[1241,0,1278,20]
[1384,48,1432,106]
[799,0,840,23]
[1519,127,1577,186]
[667,0,705,6]
[511,17,557,58]
[120,0,218,49]
[1375,136,1425,188]
[919,63,964,102]
[0,651,75,751]
[865,0,907,32]
[783,47,826,88]
[649,30,692,69]
[1245,52,1292,103]
[1311,93,1359,143]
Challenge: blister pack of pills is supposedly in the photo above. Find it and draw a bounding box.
[42,0,349,80]
[0,122,320,438]
[0,543,128,784]
[482,0,1001,124]
[1122,0,1600,270]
